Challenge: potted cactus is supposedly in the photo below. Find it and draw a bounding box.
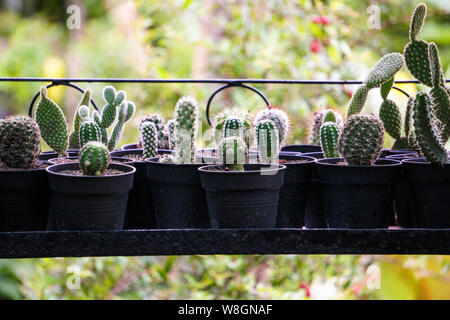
[146,96,211,229]
[46,141,136,231]
[0,116,50,231]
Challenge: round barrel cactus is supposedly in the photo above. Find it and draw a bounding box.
[79,141,111,176]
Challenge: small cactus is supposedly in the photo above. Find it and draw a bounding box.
[218,136,248,171]
[69,89,92,149]
[139,113,169,149]
[214,109,252,147]
[254,107,289,144]
[255,119,279,164]
[107,101,135,151]
[35,86,69,157]
[79,141,111,176]
[174,96,199,164]
[308,109,343,145]
[338,114,384,166]
[99,86,126,128]
[167,119,176,150]
[141,121,158,159]
[77,105,102,148]
[320,121,340,158]
[223,117,244,139]
[0,116,41,168]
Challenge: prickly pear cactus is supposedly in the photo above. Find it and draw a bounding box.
[309,109,343,145]
[69,89,91,149]
[254,108,289,144]
[99,86,126,129]
[141,121,158,159]
[107,101,135,151]
[35,86,69,157]
[363,53,405,90]
[379,99,402,140]
[174,96,199,164]
[223,117,244,140]
[255,119,279,164]
[338,114,384,166]
[218,136,248,171]
[0,116,41,168]
[79,141,111,176]
[320,122,340,158]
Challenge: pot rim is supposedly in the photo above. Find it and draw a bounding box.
[402,158,449,166]
[316,157,402,168]
[146,157,206,167]
[198,163,287,175]
[48,156,134,165]
[0,164,47,173]
[46,162,136,178]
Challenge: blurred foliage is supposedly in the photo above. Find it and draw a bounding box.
[0,0,449,300]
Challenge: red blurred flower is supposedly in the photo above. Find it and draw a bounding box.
[312,15,331,25]
[299,282,311,298]
[321,16,331,25]
[310,39,321,53]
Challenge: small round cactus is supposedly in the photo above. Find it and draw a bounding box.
[338,114,384,166]
[0,116,41,168]
[141,121,158,159]
[255,119,279,164]
[218,136,248,171]
[320,121,340,158]
[254,108,289,144]
[79,141,111,176]
[223,117,244,139]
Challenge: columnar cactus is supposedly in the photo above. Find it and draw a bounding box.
[79,141,111,176]
[0,116,41,168]
[254,108,289,144]
[338,114,384,166]
[167,119,175,150]
[69,89,92,149]
[214,109,252,147]
[320,122,340,158]
[35,86,69,157]
[174,96,199,164]
[107,101,135,151]
[223,117,244,139]
[308,109,343,145]
[78,105,102,148]
[255,119,279,164]
[141,121,158,159]
[218,136,248,171]
[412,92,448,165]
[139,113,169,149]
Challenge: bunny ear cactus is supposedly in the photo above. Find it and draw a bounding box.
[308,109,343,145]
[107,101,135,151]
[0,116,41,168]
[320,122,340,158]
[218,136,248,171]
[338,114,384,166]
[79,141,111,176]
[141,121,158,159]
[223,117,244,139]
[35,86,69,157]
[99,86,126,129]
[254,108,289,145]
[404,3,432,87]
[174,96,199,164]
[69,89,91,149]
[255,119,279,164]
[92,110,107,145]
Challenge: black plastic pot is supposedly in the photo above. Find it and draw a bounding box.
[39,150,79,161]
[277,155,315,228]
[146,158,211,229]
[199,164,286,228]
[380,149,418,158]
[301,151,327,228]
[111,149,171,229]
[0,166,50,231]
[403,159,450,228]
[281,144,321,154]
[47,163,135,231]
[121,143,139,150]
[196,148,261,164]
[316,158,401,229]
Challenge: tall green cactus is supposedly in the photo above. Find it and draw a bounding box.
[223,117,244,140]
[167,119,175,150]
[141,121,158,159]
[35,86,69,157]
[0,116,41,168]
[174,96,199,164]
[338,114,384,166]
[107,101,135,151]
[79,141,111,176]
[218,136,248,171]
[308,109,343,145]
[255,119,279,164]
[69,89,91,149]
[320,122,340,158]
[254,108,289,144]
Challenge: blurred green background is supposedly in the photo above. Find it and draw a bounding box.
[0,0,449,299]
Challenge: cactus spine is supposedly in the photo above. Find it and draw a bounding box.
[79,141,111,176]
[141,121,158,159]
[254,108,289,144]
[0,116,41,168]
[218,136,248,171]
[320,122,340,158]
[308,109,343,145]
[35,86,69,157]
[69,89,92,149]
[174,96,199,164]
[255,119,279,164]
[338,114,384,166]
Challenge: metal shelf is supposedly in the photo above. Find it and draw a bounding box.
[0,228,448,258]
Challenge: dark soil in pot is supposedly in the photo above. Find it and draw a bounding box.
[110,149,172,229]
[46,163,135,231]
[48,156,133,165]
[276,155,315,228]
[146,158,211,229]
[121,143,172,154]
[196,148,260,164]
[281,144,321,154]
[403,159,450,228]
[316,158,401,229]
[199,164,286,228]
[0,162,50,231]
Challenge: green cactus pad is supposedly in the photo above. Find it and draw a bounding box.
[363,53,404,90]
[345,85,369,119]
[379,99,402,139]
[409,3,427,41]
[218,136,248,171]
[69,89,92,149]
[107,101,135,151]
[255,119,279,164]
[338,114,384,166]
[428,42,445,88]
[0,116,41,168]
[79,141,111,176]
[79,121,102,148]
[413,92,448,164]
[35,86,69,157]
[380,77,394,100]
[405,96,414,138]
[320,122,340,158]
[103,86,116,105]
[404,40,432,87]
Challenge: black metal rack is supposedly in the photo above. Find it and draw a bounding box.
[1,76,449,258]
